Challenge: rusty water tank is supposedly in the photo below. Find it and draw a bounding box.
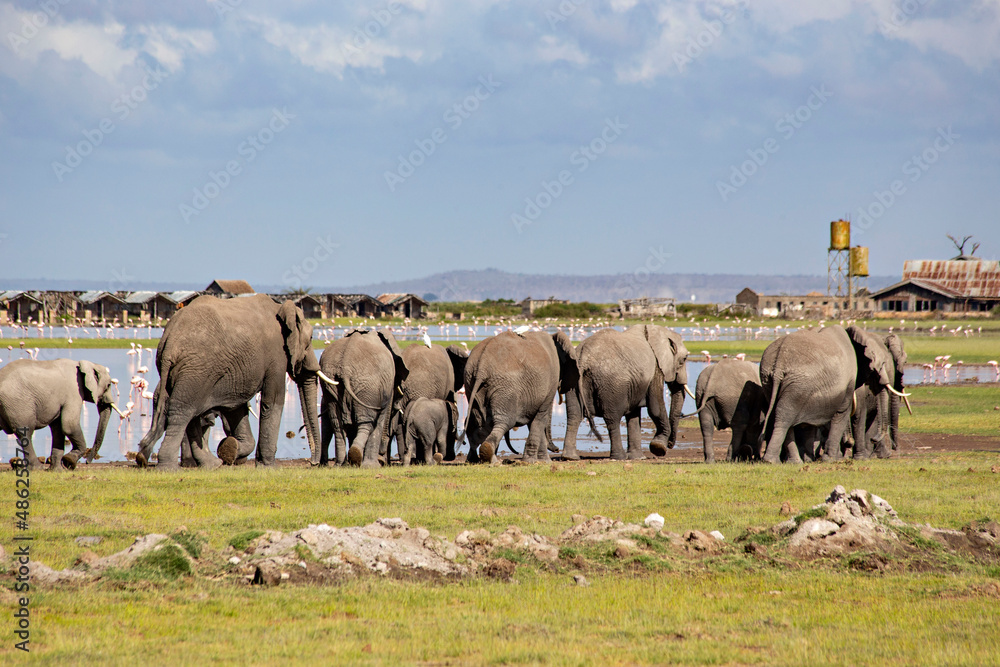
[830,220,850,250]
[850,246,869,277]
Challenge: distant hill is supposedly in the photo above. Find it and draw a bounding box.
[321,269,898,304]
[0,270,897,304]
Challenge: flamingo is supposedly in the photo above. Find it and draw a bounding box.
[988,360,999,381]
[922,363,934,383]
[701,350,711,363]
[735,353,746,361]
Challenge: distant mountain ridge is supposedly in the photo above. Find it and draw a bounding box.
[0,270,897,304]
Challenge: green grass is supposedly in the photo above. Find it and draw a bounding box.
[902,385,1000,436]
[4,446,1000,663]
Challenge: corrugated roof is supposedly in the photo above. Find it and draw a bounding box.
[124,291,158,304]
[377,293,427,305]
[165,290,199,304]
[902,259,1000,298]
[870,278,966,299]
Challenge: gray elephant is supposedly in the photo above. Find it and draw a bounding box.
[401,397,458,465]
[463,330,577,464]
[388,343,468,462]
[317,328,408,468]
[758,325,911,464]
[0,359,123,469]
[564,325,693,461]
[850,332,911,459]
[136,294,323,470]
[689,359,766,463]
[179,405,256,467]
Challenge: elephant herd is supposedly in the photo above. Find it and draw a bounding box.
[1,294,912,470]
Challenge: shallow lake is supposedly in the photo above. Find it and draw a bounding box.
[1,345,993,465]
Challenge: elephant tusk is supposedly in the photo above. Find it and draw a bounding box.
[684,385,696,400]
[886,385,912,398]
[852,390,857,417]
[317,370,339,386]
[902,393,913,416]
[111,404,126,418]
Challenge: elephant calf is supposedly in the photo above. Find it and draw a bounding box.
[0,359,123,469]
[690,359,765,463]
[401,397,458,465]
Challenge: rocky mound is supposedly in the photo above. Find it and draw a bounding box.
[8,487,998,586]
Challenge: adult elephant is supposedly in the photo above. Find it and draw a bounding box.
[136,294,323,470]
[850,332,911,459]
[387,343,468,462]
[758,325,911,464]
[0,359,123,469]
[689,358,766,463]
[316,328,408,468]
[463,330,577,464]
[564,325,693,461]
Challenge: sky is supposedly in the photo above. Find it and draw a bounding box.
[1,0,998,293]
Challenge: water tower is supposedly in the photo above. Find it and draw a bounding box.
[827,220,869,312]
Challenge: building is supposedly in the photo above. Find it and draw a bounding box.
[736,288,874,318]
[870,257,1000,316]
[334,294,383,318]
[204,280,255,297]
[519,296,568,317]
[123,291,197,322]
[76,291,127,323]
[377,293,428,319]
[0,291,44,324]
[618,297,676,318]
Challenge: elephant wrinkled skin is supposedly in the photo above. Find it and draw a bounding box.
[136,294,321,470]
[401,397,458,465]
[691,358,766,463]
[0,359,119,470]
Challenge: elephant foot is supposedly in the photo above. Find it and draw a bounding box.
[761,453,781,464]
[627,449,645,461]
[547,441,560,453]
[648,441,667,457]
[347,446,363,467]
[609,450,626,461]
[360,459,381,469]
[180,458,199,468]
[217,437,240,465]
[703,455,716,464]
[561,450,581,461]
[478,442,495,464]
[200,456,224,471]
[433,453,443,464]
[156,460,180,471]
[61,451,81,470]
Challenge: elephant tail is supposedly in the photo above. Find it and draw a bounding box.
[758,371,782,456]
[578,369,603,444]
[462,376,485,437]
[342,375,385,412]
[679,395,711,420]
[137,362,170,456]
[503,431,521,456]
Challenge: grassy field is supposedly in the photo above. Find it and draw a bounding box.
[3,440,999,663]
[903,385,1000,436]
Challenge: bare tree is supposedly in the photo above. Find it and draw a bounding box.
[947,234,980,258]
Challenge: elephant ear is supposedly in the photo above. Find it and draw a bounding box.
[278,301,319,376]
[551,331,579,393]
[637,325,680,383]
[377,328,409,387]
[445,345,469,393]
[78,360,110,402]
[847,325,892,387]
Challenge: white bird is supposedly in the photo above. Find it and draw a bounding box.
[423,333,432,348]
[514,325,531,335]
[701,350,711,363]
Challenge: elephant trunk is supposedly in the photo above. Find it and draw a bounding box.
[88,402,113,463]
[667,382,685,447]
[888,391,900,451]
[299,374,321,465]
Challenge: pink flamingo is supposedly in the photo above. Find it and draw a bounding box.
[701,350,711,363]
[988,360,999,381]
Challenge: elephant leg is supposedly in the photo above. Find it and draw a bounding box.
[153,410,197,470]
[255,384,285,466]
[180,430,198,468]
[783,429,803,464]
[221,406,256,465]
[561,388,583,461]
[605,414,626,460]
[546,424,559,453]
[58,415,89,470]
[762,416,793,465]
[14,427,42,470]
[188,419,223,470]
[625,408,644,460]
[525,408,553,463]
[702,409,718,463]
[793,425,818,462]
[822,408,852,462]
[646,381,671,451]
[318,400,335,465]
[49,422,67,471]
[478,424,507,465]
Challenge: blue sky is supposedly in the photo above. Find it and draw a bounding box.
[1,0,998,291]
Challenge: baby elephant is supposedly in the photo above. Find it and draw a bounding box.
[401,397,458,465]
[690,359,766,463]
[0,359,123,470]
